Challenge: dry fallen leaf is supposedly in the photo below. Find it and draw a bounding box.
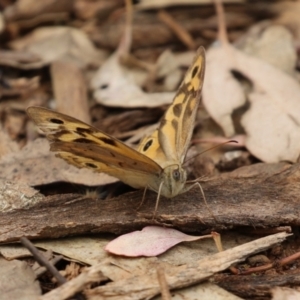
[202,43,246,137]
[105,226,212,257]
[0,129,19,158]
[91,51,175,108]
[228,45,300,163]
[202,3,300,163]
[0,181,43,213]
[4,0,73,22]
[9,26,108,68]
[0,258,41,299]
[236,23,297,76]
[90,0,176,108]
[0,139,117,186]
[272,287,300,300]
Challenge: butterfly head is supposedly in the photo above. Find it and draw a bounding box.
[161,164,187,198]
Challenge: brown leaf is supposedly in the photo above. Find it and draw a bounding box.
[9,26,108,68]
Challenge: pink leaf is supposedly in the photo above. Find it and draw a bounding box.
[105,226,210,257]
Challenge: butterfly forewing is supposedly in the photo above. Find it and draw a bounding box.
[27,107,162,177]
[50,142,159,189]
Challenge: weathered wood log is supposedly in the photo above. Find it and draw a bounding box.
[0,162,299,243]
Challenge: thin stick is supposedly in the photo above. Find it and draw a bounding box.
[20,237,66,286]
[156,264,172,300]
[214,0,229,45]
[158,10,196,50]
[34,255,64,277]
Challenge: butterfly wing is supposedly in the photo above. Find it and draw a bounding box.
[138,47,205,167]
[27,107,162,189]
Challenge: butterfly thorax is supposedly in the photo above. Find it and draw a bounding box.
[158,164,187,198]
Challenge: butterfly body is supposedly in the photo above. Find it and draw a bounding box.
[27,47,205,203]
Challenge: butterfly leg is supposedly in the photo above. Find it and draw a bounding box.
[188,182,218,222]
[136,186,148,211]
[153,181,164,218]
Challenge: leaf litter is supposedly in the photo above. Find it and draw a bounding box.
[1,0,300,299]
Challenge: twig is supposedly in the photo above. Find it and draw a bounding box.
[20,237,86,300]
[214,0,229,45]
[158,10,196,50]
[20,237,66,286]
[34,255,64,277]
[240,250,300,275]
[40,264,107,300]
[156,264,172,300]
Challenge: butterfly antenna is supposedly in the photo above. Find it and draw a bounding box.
[184,139,238,166]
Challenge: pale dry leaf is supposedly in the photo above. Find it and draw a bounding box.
[155,50,182,91]
[33,237,109,265]
[51,60,90,124]
[202,43,246,137]
[105,226,210,257]
[153,282,242,300]
[9,26,108,68]
[227,45,300,163]
[0,258,41,300]
[0,244,32,260]
[236,23,297,76]
[0,181,43,213]
[273,1,300,44]
[0,129,19,158]
[4,0,73,21]
[0,50,42,69]
[0,138,117,186]
[174,51,196,67]
[272,287,300,300]
[91,52,175,108]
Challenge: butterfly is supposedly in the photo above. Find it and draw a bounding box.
[27,46,206,212]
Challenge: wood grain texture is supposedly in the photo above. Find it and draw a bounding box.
[0,163,299,243]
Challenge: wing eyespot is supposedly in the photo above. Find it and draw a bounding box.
[143,139,153,152]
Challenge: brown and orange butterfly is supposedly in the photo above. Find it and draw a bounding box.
[27,46,205,211]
